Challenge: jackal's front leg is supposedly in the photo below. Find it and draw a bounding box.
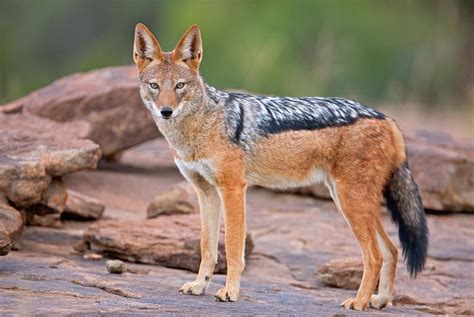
[215,184,246,302]
[179,179,221,296]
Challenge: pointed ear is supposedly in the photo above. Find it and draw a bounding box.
[172,24,203,71]
[133,23,164,67]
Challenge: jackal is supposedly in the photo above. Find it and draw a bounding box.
[133,23,428,311]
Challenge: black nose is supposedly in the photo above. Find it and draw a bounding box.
[160,107,173,118]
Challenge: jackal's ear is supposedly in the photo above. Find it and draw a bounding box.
[134,23,164,67]
[172,24,203,71]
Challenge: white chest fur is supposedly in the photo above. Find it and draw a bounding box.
[175,159,217,185]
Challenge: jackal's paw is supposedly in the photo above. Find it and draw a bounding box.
[215,287,239,302]
[340,297,368,311]
[178,280,208,296]
[369,294,390,309]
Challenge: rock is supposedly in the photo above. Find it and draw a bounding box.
[72,239,89,253]
[317,257,363,290]
[63,190,105,220]
[24,178,69,224]
[0,113,101,208]
[106,260,125,274]
[28,214,62,228]
[404,129,474,212]
[84,214,254,273]
[0,204,23,240]
[0,203,24,256]
[297,129,474,212]
[147,181,198,218]
[2,66,160,157]
[0,223,12,255]
[40,179,68,213]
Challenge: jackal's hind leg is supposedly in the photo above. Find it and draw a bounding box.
[336,184,383,311]
[369,218,398,309]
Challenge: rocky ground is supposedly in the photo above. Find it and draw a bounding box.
[1,138,473,316]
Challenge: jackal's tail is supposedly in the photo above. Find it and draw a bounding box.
[383,160,428,277]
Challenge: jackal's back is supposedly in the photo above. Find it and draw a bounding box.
[206,85,385,149]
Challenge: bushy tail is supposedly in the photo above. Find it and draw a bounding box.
[383,160,428,277]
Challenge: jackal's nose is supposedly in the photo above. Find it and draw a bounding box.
[160,107,173,118]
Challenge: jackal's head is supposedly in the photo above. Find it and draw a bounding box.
[133,23,204,120]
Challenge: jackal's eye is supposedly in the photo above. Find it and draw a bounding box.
[149,82,159,89]
[175,82,185,89]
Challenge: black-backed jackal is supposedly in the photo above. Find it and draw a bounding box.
[133,23,428,311]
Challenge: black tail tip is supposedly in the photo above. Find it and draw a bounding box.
[403,222,429,278]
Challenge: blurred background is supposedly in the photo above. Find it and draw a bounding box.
[0,0,472,137]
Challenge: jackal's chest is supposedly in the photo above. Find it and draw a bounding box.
[175,158,218,186]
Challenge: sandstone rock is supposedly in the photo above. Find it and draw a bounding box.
[0,223,12,255]
[2,66,160,157]
[40,179,68,213]
[0,203,24,256]
[28,213,62,228]
[404,129,474,212]
[106,259,125,274]
[84,214,254,273]
[297,130,474,212]
[317,257,363,290]
[63,190,105,220]
[72,239,89,253]
[0,204,23,240]
[24,178,69,225]
[0,113,101,208]
[147,181,198,218]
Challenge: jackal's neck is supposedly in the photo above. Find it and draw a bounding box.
[156,83,225,159]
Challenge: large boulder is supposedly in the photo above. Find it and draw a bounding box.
[1,66,160,157]
[0,113,100,208]
[0,113,101,252]
[83,214,254,273]
[297,129,474,213]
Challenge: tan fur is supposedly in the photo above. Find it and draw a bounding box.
[133,23,408,310]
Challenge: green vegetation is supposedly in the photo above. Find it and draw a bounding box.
[0,0,472,108]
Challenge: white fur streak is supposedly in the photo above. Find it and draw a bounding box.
[375,232,393,300]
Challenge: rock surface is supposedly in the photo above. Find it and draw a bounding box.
[317,257,363,290]
[404,129,474,212]
[1,137,473,315]
[1,66,160,156]
[63,190,105,220]
[147,181,198,218]
[297,129,474,212]
[84,214,254,274]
